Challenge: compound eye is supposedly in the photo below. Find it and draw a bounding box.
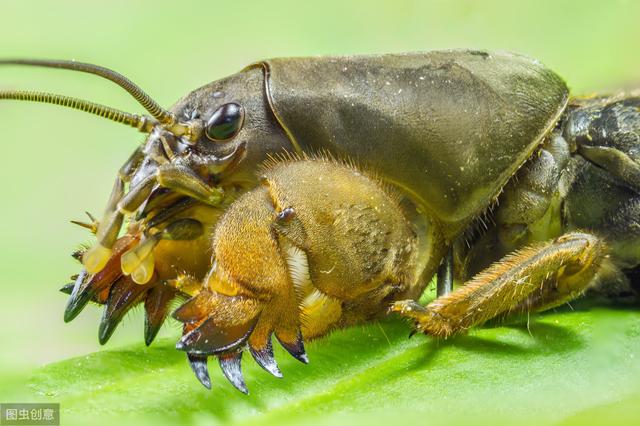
[205,103,245,141]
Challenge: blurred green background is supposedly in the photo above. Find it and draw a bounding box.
[0,0,639,425]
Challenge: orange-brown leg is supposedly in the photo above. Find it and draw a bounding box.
[391,232,607,338]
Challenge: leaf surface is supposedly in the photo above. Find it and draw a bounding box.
[24,302,640,426]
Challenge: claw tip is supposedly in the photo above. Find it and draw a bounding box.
[144,318,163,347]
[98,314,119,345]
[64,293,90,323]
[219,353,249,394]
[98,326,110,345]
[187,353,212,390]
[276,333,308,364]
[249,341,284,378]
[60,283,74,295]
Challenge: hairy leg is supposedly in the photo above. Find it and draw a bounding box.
[392,232,606,338]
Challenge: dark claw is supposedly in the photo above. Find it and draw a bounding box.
[64,289,94,322]
[187,353,211,390]
[64,269,91,322]
[99,277,151,345]
[144,285,177,346]
[218,352,248,394]
[249,337,283,378]
[61,281,102,305]
[64,290,93,322]
[60,282,74,295]
[98,317,117,345]
[176,316,258,355]
[174,290,261,355]
[277,331,309,364]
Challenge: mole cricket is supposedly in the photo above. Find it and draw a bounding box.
[1,50,638,392]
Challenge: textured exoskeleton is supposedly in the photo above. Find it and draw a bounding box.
[2,50,638,392]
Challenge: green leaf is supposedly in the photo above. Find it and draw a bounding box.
[21,301,640,426]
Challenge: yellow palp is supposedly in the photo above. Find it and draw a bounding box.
[82,244,113,274]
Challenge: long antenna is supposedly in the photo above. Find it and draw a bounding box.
[0,90,156,132]
[0,59,172,123]
[0,59,192,136]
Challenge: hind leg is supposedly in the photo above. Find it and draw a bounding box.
[392,232,606,338]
